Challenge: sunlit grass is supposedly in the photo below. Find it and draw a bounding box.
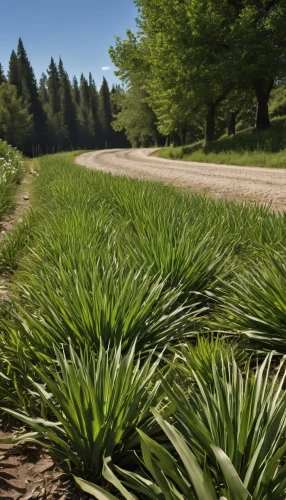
[156,116,286,168]
[0,152,285,497]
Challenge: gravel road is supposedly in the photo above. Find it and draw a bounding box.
[76,149,286,211]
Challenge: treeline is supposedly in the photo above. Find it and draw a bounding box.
[109,0,286,146]
[0,38,130,155]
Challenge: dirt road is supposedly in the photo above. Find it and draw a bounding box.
[76,149,286,211]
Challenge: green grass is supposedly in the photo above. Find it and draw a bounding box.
[0,140,25,219]
[0,152,285,358]
[78,353,286,499]
[156,116,286,168]
[3,342,165,481]
[0,152,285,497]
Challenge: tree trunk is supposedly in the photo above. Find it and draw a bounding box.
[180,127,187,146]
[228,111,238,136]
[256,96,270,131]
[253,79,274,131]
[153,129,160,147]
[171,132,181,147]
[205,104,215,145]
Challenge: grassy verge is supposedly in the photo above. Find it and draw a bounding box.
[0,152,285,498]
[0,140,25,219]
[156,115,286,168]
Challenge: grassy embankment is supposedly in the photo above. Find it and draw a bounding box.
[0,152,285,498]
[156,116,286,168]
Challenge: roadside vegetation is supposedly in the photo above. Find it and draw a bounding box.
[0,152,285,498]
[0,140,24,219]
[156,115,286,168]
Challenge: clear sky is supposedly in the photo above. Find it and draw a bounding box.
[0,0,138,89]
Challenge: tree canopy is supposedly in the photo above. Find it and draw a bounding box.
[110,0,286,143]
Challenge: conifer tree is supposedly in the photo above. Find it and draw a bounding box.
[88,72,99,148]
[72,76,80,106]
[39,73,48,105]
[59,59,78,149]
[98,77,113,148]
[47,58,61,115]
[0,64,6,85]
[43,58,64,151]
[0,83,32,146]
[58,57,65,80]
[8,50,19,89]
[78,74,92,147]
[16,38,47,153]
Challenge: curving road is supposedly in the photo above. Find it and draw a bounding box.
[75,149,286,212]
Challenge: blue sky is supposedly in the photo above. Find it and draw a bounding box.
[0,0,138,89]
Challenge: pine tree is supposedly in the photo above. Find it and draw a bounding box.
[47,58,60,115]
[39,73,48,105]
[98,77,113,148]
[59,59,78,149]
[16,38,47,153]
[89,72,99,148]
[8,50,19,89]
[0,83,32,146]
[0,63,6,85]
[72,76,80,106]
[78,74,92,147]
[58,57,65,81]
[43,58,64,151]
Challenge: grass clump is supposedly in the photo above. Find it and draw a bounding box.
[3,342,165,481]
[215,247,286,353]
[83,353,286,499]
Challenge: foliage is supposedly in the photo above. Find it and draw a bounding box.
[0,140,24,219]
[98,77,114,149]
[216,248,286,353]
[13,38,47,153]
[2,342,165,480]
[0,153,285,497]
[1,153,286,353]
[111,78,159,147]
[77,353,286,499]
[0,63,6,85]
[11,252,199,355]
[171,335,247,386]
[0,210,39,270]
[110,0,286,143]
[76,422,250,500]
[0,83,32,146]
[269,85,286,118]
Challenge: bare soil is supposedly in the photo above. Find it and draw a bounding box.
[76,149,286,212]
[0,430,90,500]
